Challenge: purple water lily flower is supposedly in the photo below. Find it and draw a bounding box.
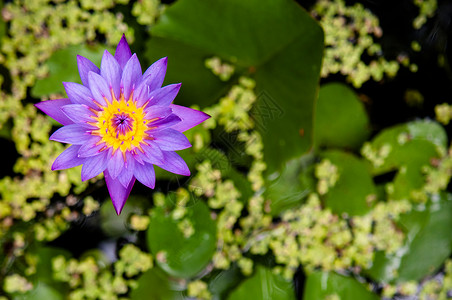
[35,35,210,215]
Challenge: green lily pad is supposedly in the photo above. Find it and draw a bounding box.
[362,120,447,201]
[227,266,295,300]
[130,268,185,300]
[321,150,376,216]
[266,153,315,216]
[367,193,452,283]
[149,0,324,174]
[303,271,379,300]
[146,200,216,278]
[314,83,370,150]
[32,44,108,97]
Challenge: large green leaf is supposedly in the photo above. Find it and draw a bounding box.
[321,150,376,216]
[150,0,324,173]
[32,44,108,97]
[146,200,216,278]
[314,83,370,150]
[367,193,452,283]
[303,271,379,300]
[227,266,295,300]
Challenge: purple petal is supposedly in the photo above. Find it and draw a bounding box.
[151,128,191,151]
[156,151,190,176]
[81,150,109,181]
[114,34,133,70]
[141,57,167,92]
[148,83,182,107]
[63,82,97,109]
[133,83,150,107]
[143,106,172,120]
[140,140,165,165]
[78,136,105,157]
[77,55,100,88]
[118,164,134,188]
[61,104,96,124]
[115,152,135,188]
[35,98,73,125]
[124,151,136,170]
[63,82,98,109]
[104,169,135,215]
[100,50,121,99]
[51,145,85,170]
[121,54,142,101]
[88,71,111,105]
[170,104,211,132]
[49,124,92,145]
[107,149,124,179]
[148,114,181,130]
[131,150,145,165]
[134,162,156,189]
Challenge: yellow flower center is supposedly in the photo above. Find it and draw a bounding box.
[90,93,149,153]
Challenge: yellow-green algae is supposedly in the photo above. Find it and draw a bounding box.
[52,244,152,300]
[312,0,400,87]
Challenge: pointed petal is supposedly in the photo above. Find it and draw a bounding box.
[121,54,142,101]
[107,149,125,179]
[63,82,98,109]
[61,104,96,124]
[77,55,100,88]
[35,98,73,125]
[51,145,85,170]
[78,136,105,157]
[100,50,121,99]
[135,82,180,107]
[114,34,133,70]
[134,162,156,189]
[49,124,91,144]
[148,83,182,107]
[140,140,165,165]
[88,71,111,105]
[133,82,150,107]
[156,151,190,176]
[131,150,145,165]
[148,114,181,130]
[81,150,109,181]
[143,106,172,120]
[118,164,134,188]
[104,169,135,215]
[170,104,211,132]
[151,128,191,151]
[141,57,167,92]
[124,151,136,170]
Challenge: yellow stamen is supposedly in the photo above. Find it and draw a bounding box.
[92,92,149,153]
